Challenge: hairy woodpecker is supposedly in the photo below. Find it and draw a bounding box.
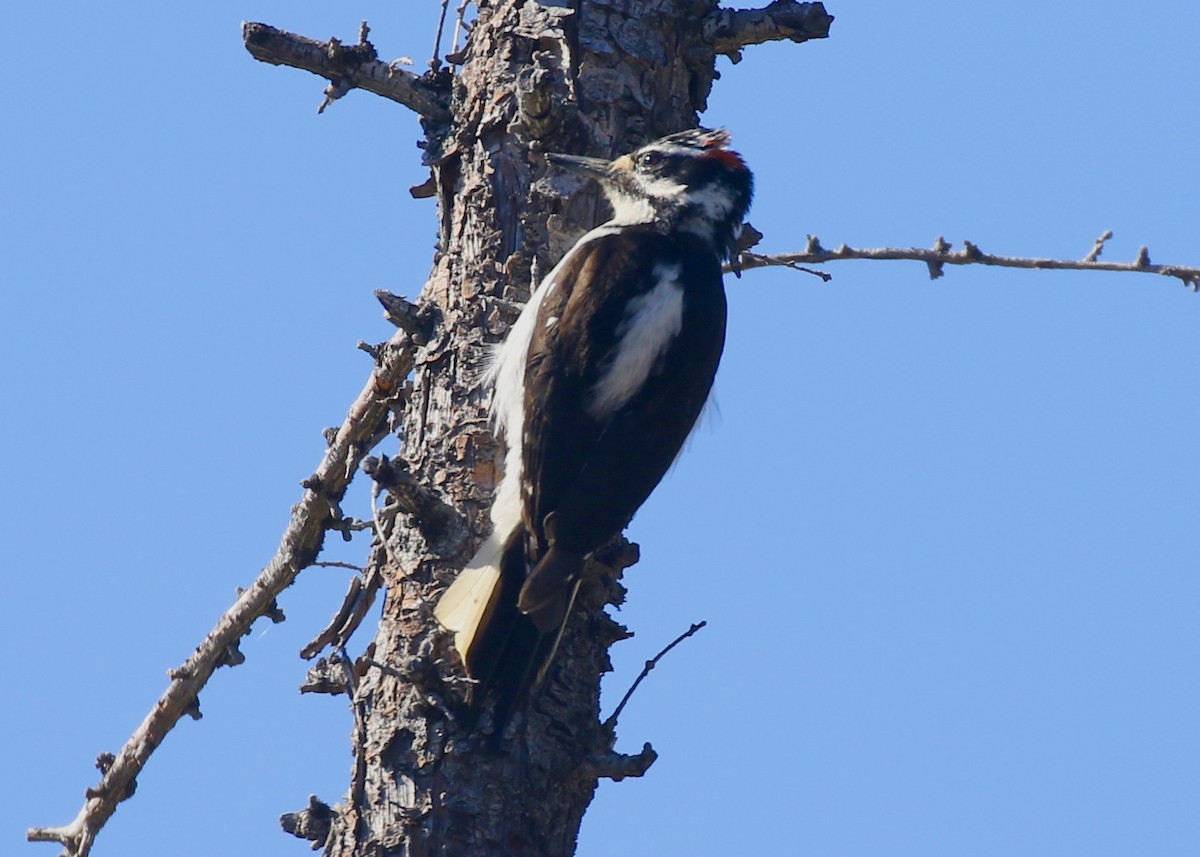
[435,128,754,719]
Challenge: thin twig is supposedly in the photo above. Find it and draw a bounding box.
[371,480,400,571]
[430,0,451,70]
[1084,229,1114,263]
[449,0,474,62]
[313,561,367,572]
[732,234,1200,291]
[604,621,706,730]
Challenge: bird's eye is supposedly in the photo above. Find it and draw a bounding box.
[637,151,664,170]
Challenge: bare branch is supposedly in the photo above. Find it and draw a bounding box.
[312,560,366,572]
[430,0,452,71]
[301,559,384,662]
[604,621,707,731]
[242,22,451,122]
[706,1,834,61]
[1084,229,1114,263]
[362,454,467,555]
[27,332,414,857]
[280,795,334,848]
[448,0,475,65]
[734,235,1200,291]
[303,575,360,659]
[375,290,435,344]
[582,743,659,782]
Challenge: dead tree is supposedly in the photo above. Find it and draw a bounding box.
[243,4,841,854]
[277,6,836,854]
[29,3,833,856]
[28,4,1200,857]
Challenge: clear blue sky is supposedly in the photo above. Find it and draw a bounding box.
[5,3,1198,856]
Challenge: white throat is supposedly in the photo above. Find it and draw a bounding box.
[606,192,656,226]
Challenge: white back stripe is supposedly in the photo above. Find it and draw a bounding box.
[587,263,684,418]
[485,224,624,533]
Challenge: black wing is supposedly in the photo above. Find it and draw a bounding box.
[518,228,726,616]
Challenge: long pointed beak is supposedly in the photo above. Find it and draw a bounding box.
[545,152,613,180]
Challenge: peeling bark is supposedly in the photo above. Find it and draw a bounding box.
[26,3,829,856]
[237,2,830,856]
[309,3,767,854]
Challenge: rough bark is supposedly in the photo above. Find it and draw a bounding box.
[235,2,830,856]
[318,7,679,856]
[314,2,753,854]
[26,4,829,855]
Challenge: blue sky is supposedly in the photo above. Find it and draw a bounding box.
[5,3,1198,856]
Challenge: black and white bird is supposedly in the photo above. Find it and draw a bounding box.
[435,127,754,718]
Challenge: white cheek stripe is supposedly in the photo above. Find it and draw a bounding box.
[587,263,684,418]
[638,175,687,199]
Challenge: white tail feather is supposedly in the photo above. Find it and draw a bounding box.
[433,533,505,666]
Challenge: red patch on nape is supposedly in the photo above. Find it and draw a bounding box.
[705,147,747,171]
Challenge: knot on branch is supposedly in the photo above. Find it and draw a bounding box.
[215,641,245,668]
[299,656,350,695]
[582,743,658,781]
[234,586,286,625]
[280,795,334,848]
[593,539,640,573]
[374,290,438,345]
[1084,229,1114,263]
[88,755,137,802]
[361,454,466,555]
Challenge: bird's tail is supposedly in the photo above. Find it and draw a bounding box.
[433,528,551,730]
[433,529,507,665]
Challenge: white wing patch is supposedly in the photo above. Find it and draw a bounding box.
[587,263,684,418]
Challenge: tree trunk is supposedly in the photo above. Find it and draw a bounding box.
[291,2,827,855]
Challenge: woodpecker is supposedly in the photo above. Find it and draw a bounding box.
[435,127,753,720]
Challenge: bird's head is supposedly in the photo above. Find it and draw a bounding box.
[547,128,754,259]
